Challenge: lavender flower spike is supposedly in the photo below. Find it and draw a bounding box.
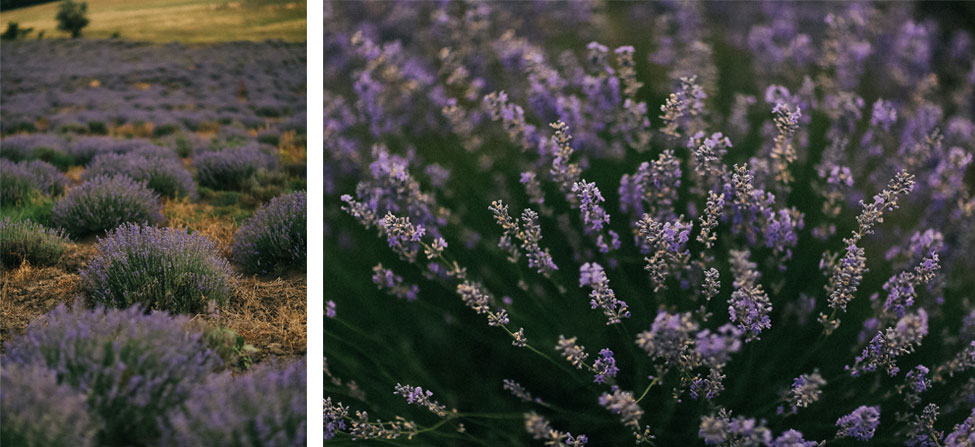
[394,383,447,417]
[835,405,881,441]
[579,262,630,325]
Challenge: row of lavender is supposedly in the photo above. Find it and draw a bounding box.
[2,305,306,447]
[325,1,974,446]
[2,41,308,446]
[1,40,306,136]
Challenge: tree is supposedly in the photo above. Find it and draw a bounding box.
[1,22,34,40]
[56,0,89,38]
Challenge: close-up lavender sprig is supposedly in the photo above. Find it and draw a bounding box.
[325,1,974,445]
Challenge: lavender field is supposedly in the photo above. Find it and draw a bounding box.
[1,38,307,446]
[325,2,975,446]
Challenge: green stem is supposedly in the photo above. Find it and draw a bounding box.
[635,376,662,403]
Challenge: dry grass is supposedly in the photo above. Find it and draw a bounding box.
[163,198,239,256]
[0,262,81,351]
[216,274,306,361]
[278,129,306,165]
[65,166,85,184]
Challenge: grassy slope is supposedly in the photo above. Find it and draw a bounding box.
[0,0,305,43]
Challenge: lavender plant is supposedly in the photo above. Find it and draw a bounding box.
[230,191,306,275]
[193,146,277,190]
[323,2,975,445]
[0,363,98,447]
[0,159,68,205]
[51,175,164,238]
[0,133,74,169]
[0,217,68,268]
[83,151,196,198]
[162,359,306,447]
[4,303,223,446]
[81,223,236,313]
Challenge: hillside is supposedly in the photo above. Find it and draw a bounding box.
[0,0,305,43]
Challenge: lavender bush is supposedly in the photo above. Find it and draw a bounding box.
[69,137,164,165]
[0,134,73,169]
[0,217,68,268]
[4,304,223,446]
[83,151,196,198]
[194,146,277,190]
[1,40,305,136]
[162,359,306,447]
[81,223,236,313]
[0,362,98,447]
[51,175,164,238]
[0,159,68,205]
[231,191,306,274]
[325,2,975,445]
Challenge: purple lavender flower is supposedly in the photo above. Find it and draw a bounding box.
[599,386,643,430]
[695,324,742,366]
[699,409,772,446]
[689,367,726,401]
[231,191,306,274]
[579,262,630,325]
[81,223,236,314]
[5,303,223,445]
[524,412,589,447]
[83,151,196,198]
[729,286,772,341]
[193,147,277,190]
[637,214,692,292]
[850,309,929,377]
[326,300,336,318]
[52,175,164,238]
[573,180,610,232]
[835,405,881,441]
[637,310,698,366]
[162,360,306,447]
[593,348,619,384]
[394,383,447,416]
[489,200,558,277]
[0,159,68,204]
[786,372,826,412]
[556,335,590,369]
[371,263,419,301]
[323,397,347,440]
[728,250,772,341]
[0,363,98,447]
[905,404,942,447]
[906,365,931,394]
[771,429,818,447]
[944,408,975,447]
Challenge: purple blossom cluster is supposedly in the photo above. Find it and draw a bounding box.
[162,360,307,447]
[81,223,236,314]
[231,191,306,274]
[579,262,630,325]
[52,175,164,238]
[0,158,68,204]
[83,151,196,198]
[194,146,278,190]
[4,304,223,445]
[836,405,882,441]
[325,1,975,445]
[1,40,304,135]
[0,362,97,447]
[371,263,419,301]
